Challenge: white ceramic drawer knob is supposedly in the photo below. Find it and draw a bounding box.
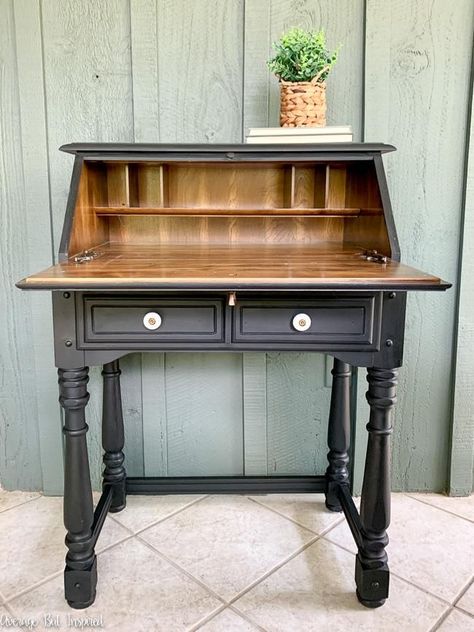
[292,313,311,332]
[143,312,162,330]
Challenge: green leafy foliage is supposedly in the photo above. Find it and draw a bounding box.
[267,27,339,83]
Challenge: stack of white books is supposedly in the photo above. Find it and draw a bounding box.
[246,125,352,144]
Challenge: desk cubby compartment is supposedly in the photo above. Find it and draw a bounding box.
[88,162,169,208]
[87,160,383,217]
[60,150,391,262]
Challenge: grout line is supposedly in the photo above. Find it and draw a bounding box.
[112,494,210,536]
[136,535,228,605]
[223,534,321,608]
[228,603,269,632]
[406,493,474,524]
[452,575,474,608]
[3,529,135,605]
[0,494,43,515]
[247,495,346,536]
[186,603,231,632]
[4,602,18,617]
[428,605,455,632]
[4,569,63,605]
[455,605,474,620]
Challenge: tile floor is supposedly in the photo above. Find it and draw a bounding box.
[0,490,472,631]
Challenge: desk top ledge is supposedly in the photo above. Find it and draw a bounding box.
[59,142,396,155]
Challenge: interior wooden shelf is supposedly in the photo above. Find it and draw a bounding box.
[93,206,364,217]
[87,160,384,217]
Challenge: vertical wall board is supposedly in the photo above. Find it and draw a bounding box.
[242,0,272,132]
[12,0,62,493]
[156,0,244,144]
[0,0,43,490]
[120,354,145,477]
[130,0,160,142]
[365,0,474,491]
[40,0,137,490]
[142,354,167,476]
[450,72,474,495]
[244,0,365,138]
[243,353,268,475]
[266,353,331,475]
[164,354,244,476]
[130,0,245,476]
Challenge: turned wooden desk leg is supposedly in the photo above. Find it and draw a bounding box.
[102,360,126,512]
[325,359,351,512]
[58,367,97,609]
[356,366,398,608]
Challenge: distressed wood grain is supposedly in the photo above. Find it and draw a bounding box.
[12,0,62,493]
[450,70,474,495]
[365,0,474,491]
[243,354,268,475]
[0,0,43,489]
[266,353,331,475]
[164,353,244,476]
[142,354,167,476]
[155,0,243,144]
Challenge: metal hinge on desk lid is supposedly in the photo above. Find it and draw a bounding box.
[362,250,388,264]
[73,249,101,264]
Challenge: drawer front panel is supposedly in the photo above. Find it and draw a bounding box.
[233,297,379,347]
[78,296,224,347]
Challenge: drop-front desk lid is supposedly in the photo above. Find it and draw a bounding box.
[17,243,449,291]
[17,143,450,292]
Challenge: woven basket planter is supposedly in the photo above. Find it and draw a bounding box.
[279,80,326,127]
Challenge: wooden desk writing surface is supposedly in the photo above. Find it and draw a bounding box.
[18,242,446,290]
[16,143,449,611]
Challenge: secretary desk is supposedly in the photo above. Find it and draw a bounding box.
[17,142,450,610]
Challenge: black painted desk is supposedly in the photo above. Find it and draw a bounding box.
[17,143,449,610]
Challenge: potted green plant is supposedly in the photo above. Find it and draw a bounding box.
[267,27,339,127]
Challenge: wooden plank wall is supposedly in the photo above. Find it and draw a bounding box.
[0,0,473,494]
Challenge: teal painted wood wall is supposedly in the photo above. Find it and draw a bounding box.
[1,0,473,495]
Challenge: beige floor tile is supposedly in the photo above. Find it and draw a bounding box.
[0,496,129,599]
[198,607,261,631]
[325,494,474,602]
[458,582,474,616]
[408,493,474,523]
[110,494,205,533]
[9,538,221,632]
[437,608,474,631]
[248,494,344,534]
[235,538,447,632]
[0,491,40,513]
[139,495,316,601]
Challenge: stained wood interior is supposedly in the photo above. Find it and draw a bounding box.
[67,159,390,255]
[19,242,446,289]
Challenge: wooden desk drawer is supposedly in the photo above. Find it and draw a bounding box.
[78,295,224,347]
[232,296,380,347]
